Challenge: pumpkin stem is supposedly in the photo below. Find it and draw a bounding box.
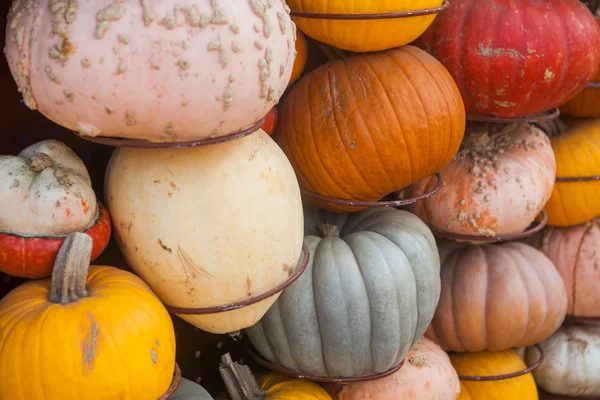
[29,153,54,172]
[47,232,93,304]
[319,223,340,238]
[219,353,266,400]
[534,119,569,138]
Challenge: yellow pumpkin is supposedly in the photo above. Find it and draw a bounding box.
[560,17,600,118]
[217,354,332,400]
[450,350,538,400]
[287,0,443,52]
[0,233,176,400]
[541,118,600,227]
[257,373,333,399]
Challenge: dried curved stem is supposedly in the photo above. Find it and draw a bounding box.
[47,232,93,304]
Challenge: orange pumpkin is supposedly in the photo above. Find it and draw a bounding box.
[324,338,460,400]
[526,219,600,318]
[0,233,177,400]
[560,16,600,118]
[406,123,556,238]
[426,241,568,352]
[276,45,466,212]
[289,30,308,86]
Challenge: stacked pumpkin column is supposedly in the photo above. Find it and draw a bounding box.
[0,1,329,399]
[231,1,470,399]
[402,0,600,399]
[519,4,600,399]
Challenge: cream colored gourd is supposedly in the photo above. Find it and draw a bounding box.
[0,140,96,235]
[526,324,600,397]
[104,131,304,334]
[5,0,296,142]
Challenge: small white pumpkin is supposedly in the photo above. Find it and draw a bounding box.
[526,324,600,397]
[0,139,96,235]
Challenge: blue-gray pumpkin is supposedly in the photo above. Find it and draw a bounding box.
[246,207,441,378]
[171,378,213,400]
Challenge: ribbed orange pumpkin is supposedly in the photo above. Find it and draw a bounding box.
[426,241,568,352]
[526,219,600,318]
[276,45,466,212]
[560,16,600,118]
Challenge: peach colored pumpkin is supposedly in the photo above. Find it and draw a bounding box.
[526,219,600,318]
[324,338,460,400]
[406,123,556,239]
[104,131,304,334]
[5,0,296,142]
[426,241,568,352]
[0,140,96,235]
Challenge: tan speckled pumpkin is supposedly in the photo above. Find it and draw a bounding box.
[407,123,556,239]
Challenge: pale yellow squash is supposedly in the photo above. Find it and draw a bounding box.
[104,131,304,334]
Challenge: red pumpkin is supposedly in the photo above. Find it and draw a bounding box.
[417,0,600,118]
[262,107,279,136]
[0,204,111,279]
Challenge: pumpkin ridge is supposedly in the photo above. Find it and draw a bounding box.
[460,0,480,110]
[281,77,330,196]
[517,242,565,342]
[341,58,396,191]
[383,50,431,181]
[343,237,376,375]
[276,282,305,373]
[507,246,538,345]
[555,4,571,92]
[361,230,420,360]
[338,241,366,376]
[325,63,379,198]
[336,65,389,197]
[357,55,413,188]
[452,250,472,352]
[403,47,456,168]
[310,239,336,375]
[572,223,594,316]
[360,56,413,189]
[292,79,328,195]
[481,245,490,354]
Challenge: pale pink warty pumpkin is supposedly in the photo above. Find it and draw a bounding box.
[5,0,297,142]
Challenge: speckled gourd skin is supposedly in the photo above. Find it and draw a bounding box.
[0,139,96,235]
[406,123,556,238]
[246,208,441,378]
[5,0,296,142]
